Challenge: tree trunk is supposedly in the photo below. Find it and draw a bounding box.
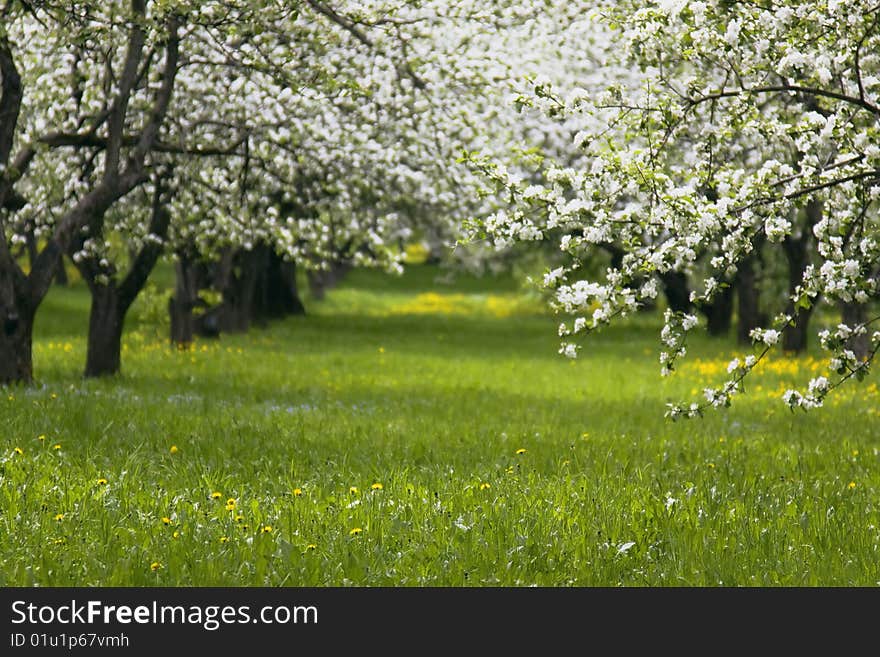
[25,229,38,271]
[0,298,34,385]
[735,253,762,345]
[218,247,263,333]
[659,271,692,314]
[781,200,820,354]
[81,178,172,376]
[54,255,69,287]
[84,284,124,377]
[701,284,734,336]
[256,251,305,319]
[782,310,813,353]
[841,301,870,360]
[170,255,197,346]
[307,260,352,301]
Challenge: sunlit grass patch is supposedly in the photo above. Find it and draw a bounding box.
[2,264,879,586]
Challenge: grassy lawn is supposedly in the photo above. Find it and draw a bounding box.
[1,264,879,586]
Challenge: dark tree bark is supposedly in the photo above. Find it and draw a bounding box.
[700,284,734,336]
[735,249,763,345]
[84,284,124,377]
[0,34,29,384]
[781,200,820,353]
[0,280,33,384]
[254,250,305,319]
[24,227,38,269]
[169,253,198,346]
[77,175,173,377]
[215,247,263,333]
[659,271,693,314]
[54,256,69,286]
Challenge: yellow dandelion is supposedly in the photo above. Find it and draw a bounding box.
[169,445,179,454]
[225,500,236,511]
[378,347,385,353]
[261,525,273,534]
[581,432,589,440]
[349,486,358,494]
[479,482,491,490]
[172,531,180,539]
[211,491,222,500]
[13,447,23,455]
[150,562,161,572]
[707,463,715,469]
[306,544,317,551]
[53,513,64,521]
[293,488,303,497]
[53,538,65,545]
[37,434,46,442]
[220,536,229,543]
[515,448,527,455]
[349,527,363,536]
[161,516,172,525]
[848,481,857,490]
[852,449,859,457]
[97,478,108,486]
[50,393,57,400]
[52,444,61,450]
[234,515,244,523]
[371,482,383,491]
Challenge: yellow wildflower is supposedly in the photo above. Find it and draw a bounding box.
[261,525,273,534]
[371,482,384,491]
[52,444,61,450]
[54,513,64,521]
[97,478,108,486]
[516,448,527,455]
[211,491,222,500]
[293,488,303,497]
[13,447,23,456]
[306,544,317,551]
[479,482,491,490]
[848,481,857,490]
[349,527,363,536]
[150,562,161,572]
[169,445,179,454]
[349,486,358,494]
[161,516,172,525]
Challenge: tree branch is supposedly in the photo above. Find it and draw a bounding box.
[104,0,147,182]
[692,84,880,116]
[118,172,172,310]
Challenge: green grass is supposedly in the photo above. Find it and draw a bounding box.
[1,263,879,586]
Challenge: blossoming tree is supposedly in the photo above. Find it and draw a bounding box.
[471,0,880,416]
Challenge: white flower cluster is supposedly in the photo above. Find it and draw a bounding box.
[470,0,880,415]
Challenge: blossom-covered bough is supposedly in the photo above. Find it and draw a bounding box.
[0,0,184,383]
[0,0,601,381]
[469,1,880,417]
